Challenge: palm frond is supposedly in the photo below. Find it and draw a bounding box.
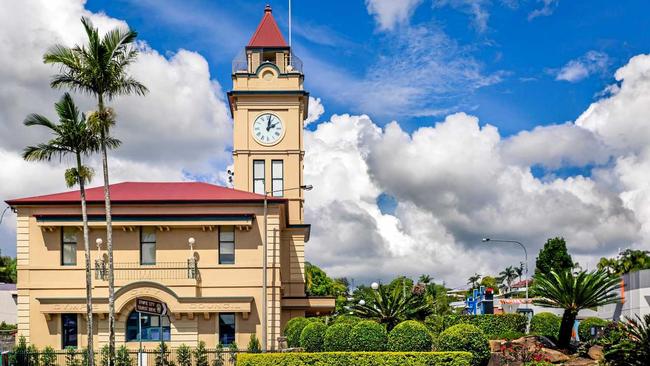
[23,114,57,130]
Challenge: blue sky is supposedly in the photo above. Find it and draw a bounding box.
[86,0,649,136]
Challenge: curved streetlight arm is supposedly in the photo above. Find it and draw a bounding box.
[0,206,11,226]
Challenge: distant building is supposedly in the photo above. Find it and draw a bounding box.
[598,269,650,321]
[0,283,16,324]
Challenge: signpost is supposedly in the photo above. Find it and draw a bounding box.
[135,298,167,366]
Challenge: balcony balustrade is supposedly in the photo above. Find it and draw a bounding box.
[94,258,198,281]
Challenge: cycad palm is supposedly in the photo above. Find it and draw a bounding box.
[353,283,428,331]
[533,269,620,348]
[43,17,147,364]
[23,93,119,365]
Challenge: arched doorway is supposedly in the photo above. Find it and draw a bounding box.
[125,310,171,342]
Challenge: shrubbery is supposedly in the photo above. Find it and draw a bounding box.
[437,324,490,366]
[324,323,352,351]
[530,312,561,342]
[331,315,361,326]
[300,322,327,352]
[578,317,609,342]
[349,320,388,352]
[388,320,433,352]
[284,317,312,347]
[237,352,473,366]
[443,314,526,340]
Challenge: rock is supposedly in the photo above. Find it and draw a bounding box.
[487,354,522,366]
[535,335,557,349]
[489,339,504,352]
[565,357,597,366]
[587,345,604,361]
[540,347,570,363]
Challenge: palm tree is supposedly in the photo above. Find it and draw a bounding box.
[23,93,119,366]
[515,263,524,282]
[418,274,432,284]
[533,269,620,348]
[43,18,148,364]
[498,266,517,293]
[353,283,428,330]
[467,273,481,289]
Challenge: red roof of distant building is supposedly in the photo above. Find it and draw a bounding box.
[247,5,287,48]
[6,182,284,205]
[511,279,533,288]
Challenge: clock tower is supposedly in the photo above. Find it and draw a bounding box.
[228,5,309,225]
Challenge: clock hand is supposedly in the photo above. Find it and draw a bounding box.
[266,116,271,131]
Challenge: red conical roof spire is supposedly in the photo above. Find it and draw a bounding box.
[247,5,288,48]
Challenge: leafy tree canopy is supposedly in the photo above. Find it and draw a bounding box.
[535,237,574,275]
[598,249,650,276]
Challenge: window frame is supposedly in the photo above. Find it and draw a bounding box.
[140,227,157,265]
[271,160,284,197]
[61,314,78,349]
[61,227,77,266]
[125,310,171,342]
[218,313,236,345]
[253,159,265,195]
[218,226,235,265]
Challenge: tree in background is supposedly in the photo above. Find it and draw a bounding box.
[535,237,574,275]
[44,18,148,365]
[467,273,481,289]
[598,249,650,276]
[0,255,16,283]
[533,269,620,348]
[479,276,498,292]
[498,266,518,294]
[305,262,348,313]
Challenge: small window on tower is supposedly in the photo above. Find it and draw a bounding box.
[272,160,284,197]
[253,160,265,194]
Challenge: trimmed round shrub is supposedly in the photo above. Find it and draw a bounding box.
[437,324,490,366]
[530,312,561,342]
[299,322,327,352]
[324,323,352,351]
[284,317,311,348]
[348,320,388,352]
[388,320,433,352]
[578,317,609,342]
[331,315,361,326]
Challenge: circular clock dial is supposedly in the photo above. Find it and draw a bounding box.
[252,113,284,145]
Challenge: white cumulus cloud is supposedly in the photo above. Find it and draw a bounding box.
[555,51,609,83]
[365,0,424,31]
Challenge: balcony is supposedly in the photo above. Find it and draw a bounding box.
[94,258,198,281]
[232,49,303,74]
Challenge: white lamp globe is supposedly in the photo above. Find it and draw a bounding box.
[96,238,103,246]
[371,282,379,290]
[358,299,366,306]
[188,237,196,245]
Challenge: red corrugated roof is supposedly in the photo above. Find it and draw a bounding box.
[247,5,287,48]
[6,182,284,205]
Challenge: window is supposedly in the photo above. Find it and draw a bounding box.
[253,160,265,194]
[125,310,170,342]
[219,313,236,345]
[140,227,156,265]
[61,314,77,348]
[61,227,77,266]
[219,226,235,264]
[271,160,284,197]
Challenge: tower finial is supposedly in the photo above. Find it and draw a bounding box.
[265,4,272,13]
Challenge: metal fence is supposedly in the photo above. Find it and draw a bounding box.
[94,261,198,281]
[6,348,253,366]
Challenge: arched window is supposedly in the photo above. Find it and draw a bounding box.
[125,310,170,342]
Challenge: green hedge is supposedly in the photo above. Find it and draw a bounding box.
[443,314,526,340]
[324,323,352,351]
[578,317,609,342]
[285,317,312,348]
[530,313,561,342]
[348,320,388,352]
[237,352,473,366]
[388,320,433,352]
[300,322,327,352]
[437,324,490,366]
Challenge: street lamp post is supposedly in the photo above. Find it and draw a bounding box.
[482,238,529,309]
[0,206,11,226]
[262,184,313,352]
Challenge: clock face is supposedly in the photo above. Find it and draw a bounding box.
[252,113,284,145]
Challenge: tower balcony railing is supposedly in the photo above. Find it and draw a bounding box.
[232,49,303,74]
[94,258,198,281]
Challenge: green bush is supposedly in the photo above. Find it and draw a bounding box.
[425,315,445,334]
[530,313,561,342]
[237,352,473,366]
[443,314,526,340]
[284,317,311,348]
[348,320,388,352]
[115,346,133,366]
[331,315,361,326]
[437,324,490,366]
[176,344,192,366]
[65,347,80,366]
[578,317,609,342]
[41,346,57,366]
[388,320,433,352]
[194,341,209,366]
[246,334,261,353]
[324,323,352,351]
[300,322,327,352]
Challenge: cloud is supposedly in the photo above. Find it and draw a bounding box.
[365,0,424,31]
[433,0,491,33]
[528,0,560,20]
[555,51,609,83]
[305,97,325,126]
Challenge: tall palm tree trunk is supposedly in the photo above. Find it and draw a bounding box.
[98,96,116,366]
[77,154,94,366]
[558,309,577,348]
